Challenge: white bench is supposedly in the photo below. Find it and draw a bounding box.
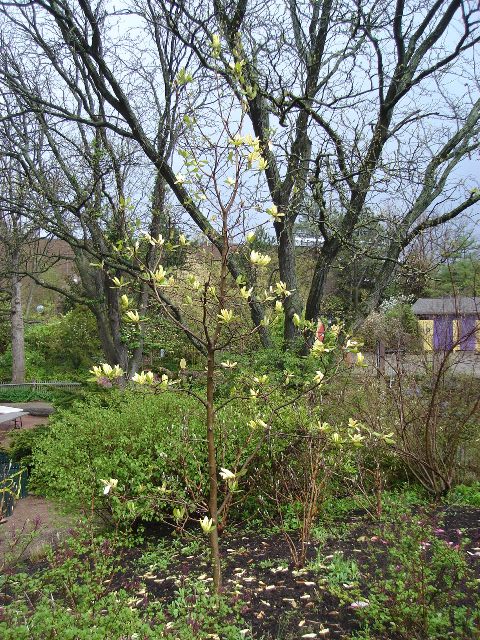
[0,406,28,427]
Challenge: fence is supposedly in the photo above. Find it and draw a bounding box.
[0,381,82,392]
[0,452,28,517]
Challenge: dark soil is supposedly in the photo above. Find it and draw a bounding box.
[2,504,480,639]
[124,505,480,639]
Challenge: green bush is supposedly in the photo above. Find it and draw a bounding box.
[0,306,101,382]
[0,386,83,405]
[30,390,269,527]
[447,483,480,507]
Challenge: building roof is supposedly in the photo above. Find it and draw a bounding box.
[412,297,480,316]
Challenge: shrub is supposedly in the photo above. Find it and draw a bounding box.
[30,390,268,528]
[360,304,420,352]
[0,306,101,382]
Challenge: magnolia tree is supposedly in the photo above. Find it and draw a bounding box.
[89,93,386,593]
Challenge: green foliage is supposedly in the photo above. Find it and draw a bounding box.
[0,300,10,353]
[323,552,360,589]
[26,307,101,375]
[0,386,82,405]
[142,316,199,371]
[5,424,51,467]
[427,257,480,297]
[0,306,101,382]
[340,511,480,639]
[29,390,265,527]
[0,529,247,639]
[447,483,480,507]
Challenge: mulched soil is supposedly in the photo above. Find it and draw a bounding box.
[119,505,480,639]
[2,504,480,639]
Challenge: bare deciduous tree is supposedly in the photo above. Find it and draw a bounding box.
[1,0,479,350]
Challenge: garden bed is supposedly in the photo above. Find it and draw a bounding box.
[1,502,479,639]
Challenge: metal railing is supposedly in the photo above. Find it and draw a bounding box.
[0,381,82,392]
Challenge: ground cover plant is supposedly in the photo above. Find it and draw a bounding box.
[1,488,480,639]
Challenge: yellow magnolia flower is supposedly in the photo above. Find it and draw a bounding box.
[257,157,268,171]
[152,265,169,286]
[229,133,245,146]
[274,281,292,297]
[178,234,188,246]
[219,468,236,481]
[246,231,255,243]
[211,33,221,58]
[120,294,130,310]
[247,150,261,168]
[266,204,284,222]
[179,358,187,369]
[317,421,331,432]
[174,173,186,184]
[91,363,125,380]
[356,352,366,366]
[112,365,124,378]
[313,370,324,384]
[345,338,363,352]
[349,433,365,447]
[248,418,268,429]
[250,250,271,266]
[187,274,202,291]
[253,374,268,385]
[217,309,235,324]
[132,370,154,385]
[176,67,193,85]
[173,506,185,522]
[239,286,253,300]
[100,478,118,495]
[199,516,215,534]
[125,310,141,323]
[221,360,237,369]
[111,276,128,288]
[275,300,283,312]
[144,232,165,246]
[330,324,341,337]
[225,176,236,187]
[293,313,301,327]
[102,363,114,377]
[311,339,332,356]
[249,388,259,398]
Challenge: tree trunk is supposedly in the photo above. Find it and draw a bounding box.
[277,223,302,345]
[11,251,25,383]
[91,305,129,371]
[301,241,339,354]
[206,347,222,593]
